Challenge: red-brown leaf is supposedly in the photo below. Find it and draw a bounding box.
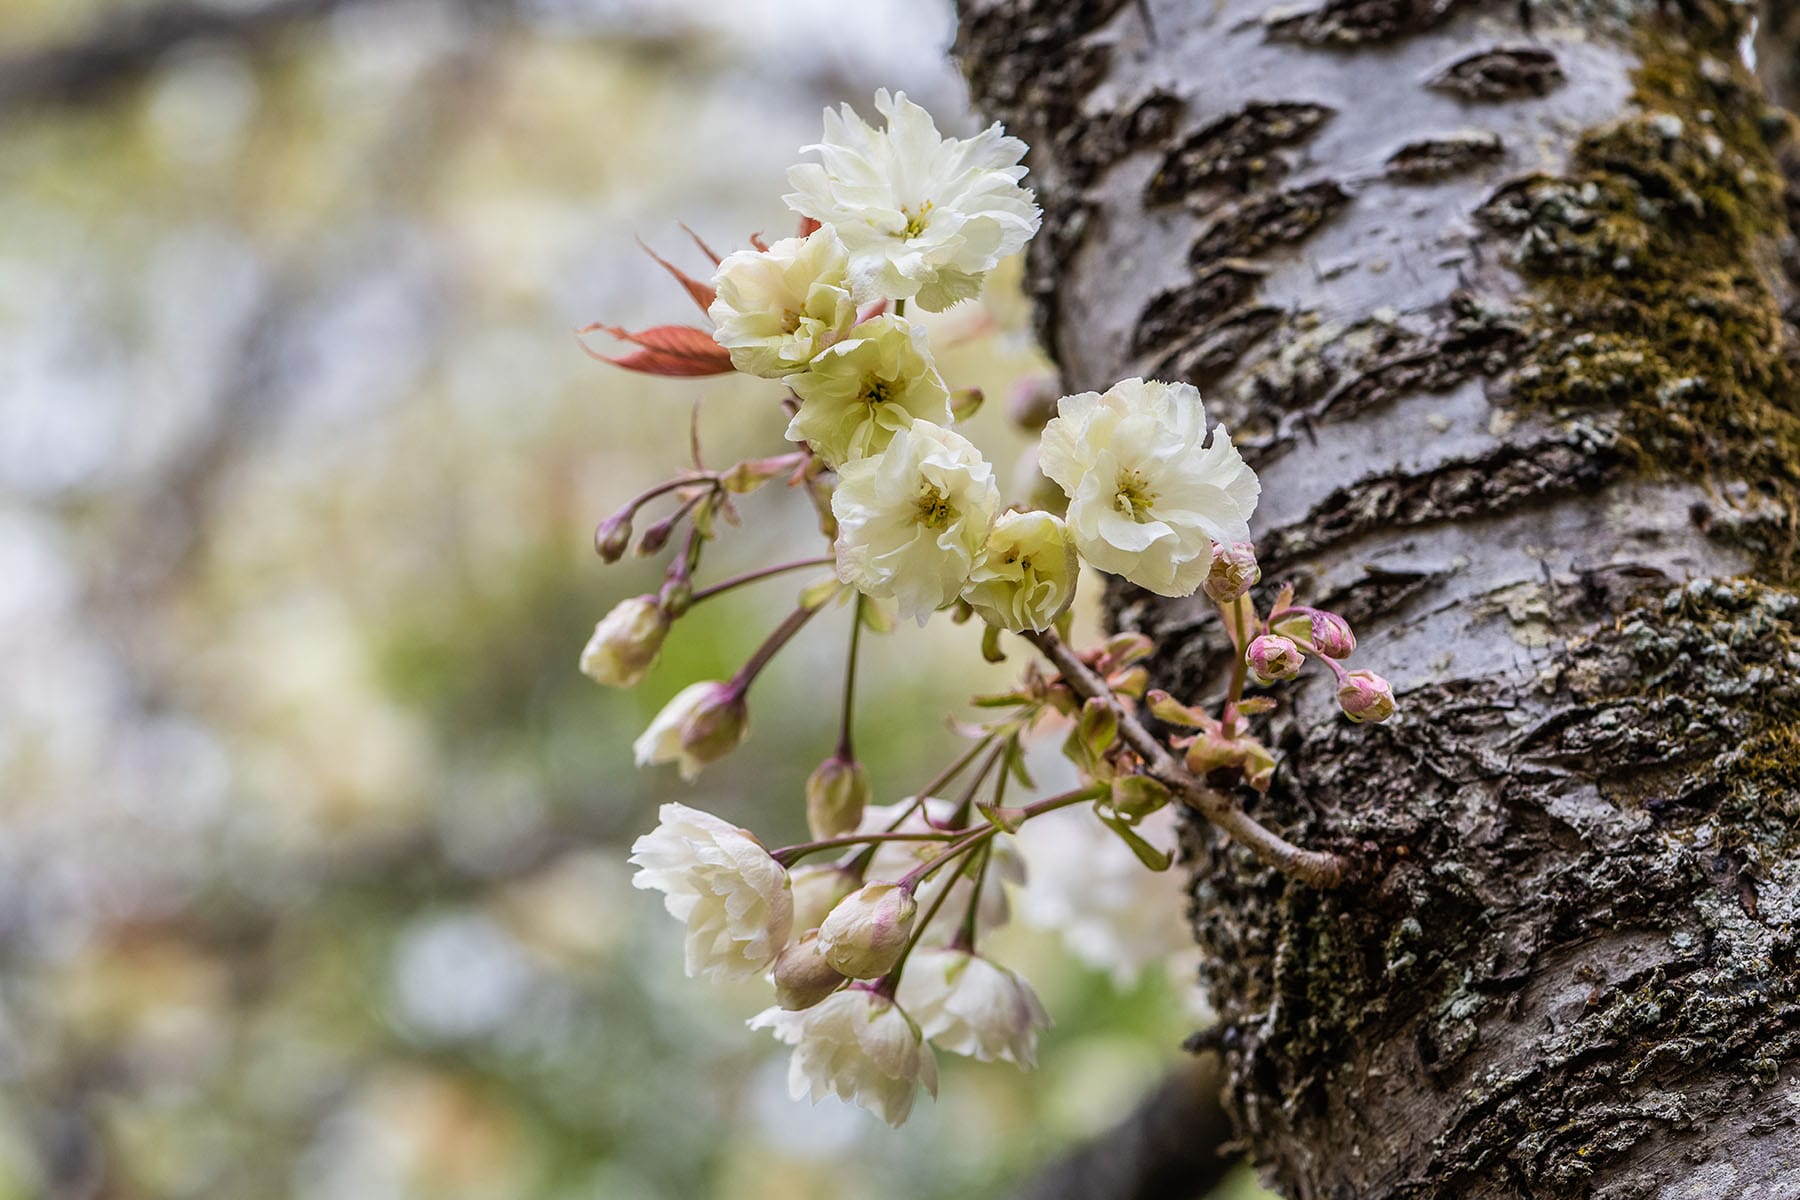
[680,223,722,265]
[637,238,717,314]
[748,232,770,252]
[797,216,821,238]
[577,323,733,377]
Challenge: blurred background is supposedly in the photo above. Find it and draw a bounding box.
[0,1,1272,1196]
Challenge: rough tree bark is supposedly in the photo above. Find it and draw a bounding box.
[957,2,1800,1198]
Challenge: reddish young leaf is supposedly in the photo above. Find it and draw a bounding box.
[748,232,770,252]
[577,323,732,377]
[637,238,717,314]
[797,216,821,238]
[680,223,722,265]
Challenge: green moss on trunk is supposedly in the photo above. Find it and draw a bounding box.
[1489,23,1800,573]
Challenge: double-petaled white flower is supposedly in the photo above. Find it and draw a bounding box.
[749,988,938,1126]
[630,802,793,981]
[786,89,1040,312]
[708,228,858,378]
[832,421,1000,623]
[786,315,951,467]
[898,948,1050,1067]
[1038,378,1259,598]
[962,509,1079,632]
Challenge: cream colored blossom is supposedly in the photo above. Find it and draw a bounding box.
[749,988,939,1126]
[632,681,747,781]
[898,948,1050,1067]
[708,228,857,378]
[785,315,951,467]
[962,510,1078,632]
[785,89,1040,311]
[630,802,793,981]
[1038,378,1259,597]
[578,594,669,688]
[831,421,1000,622]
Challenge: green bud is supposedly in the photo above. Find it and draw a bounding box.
[805,756,871,840]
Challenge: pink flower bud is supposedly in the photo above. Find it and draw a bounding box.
[818,883,917,979]
[1245,634,1304,685]
[1310,612,1356,658]
[1203,541,1261,603]
[1337,671,1396,723]
[595,512,632,563]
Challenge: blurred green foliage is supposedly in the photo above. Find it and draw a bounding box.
[0,2,1278,1197]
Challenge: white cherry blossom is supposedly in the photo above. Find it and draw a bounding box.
[749,988,939,1127]
[785,315,951,467]
[708,228,858,378]
[831,421,1000,623]
[785,89,1040,311]
[630,803,793,981]
[1038,378,1259,597]
[898,948,1050,1066]
[962,509,1079,632]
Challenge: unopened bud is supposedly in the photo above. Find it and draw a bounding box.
[806,755,871,839]
[1203,542,1261,603]
[772,933,846,1010]
[1310,612,1356,658]
[1007,376,1061,432]
[637,510,680,556]
[818,882,917,979]
[680,686,749,763]
[596,512,632,563]
[1337,671,1396,723]
[1245,634,1304,685]
[578,594,670,688]
[791,865,860,933]
[949,387,985,423]
[659,575,694,619]
[633,681,747,781]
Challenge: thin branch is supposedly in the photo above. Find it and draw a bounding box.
[1025,629,1349,889]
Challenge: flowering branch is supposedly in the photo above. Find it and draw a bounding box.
[1023,629,1349,890]
[579,87,1397,1128]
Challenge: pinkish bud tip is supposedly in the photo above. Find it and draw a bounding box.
[1204,541,1261,603]
[1245,633,1304,685]
[1310,612,1356,658]
[1336,671,1396,723]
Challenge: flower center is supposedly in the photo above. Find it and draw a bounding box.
[915,484,954,529]
[863,378,893,412]
[1114,469,1157,522]
[899,201,933,240]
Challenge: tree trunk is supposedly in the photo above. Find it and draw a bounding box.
[957,2,1800,1197]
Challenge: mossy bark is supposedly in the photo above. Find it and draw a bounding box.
[957,2,1800,1196]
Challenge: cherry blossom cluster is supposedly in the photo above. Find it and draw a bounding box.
[577,90,1396,1127]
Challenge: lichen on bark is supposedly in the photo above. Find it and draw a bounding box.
[1488,28,1800,574]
